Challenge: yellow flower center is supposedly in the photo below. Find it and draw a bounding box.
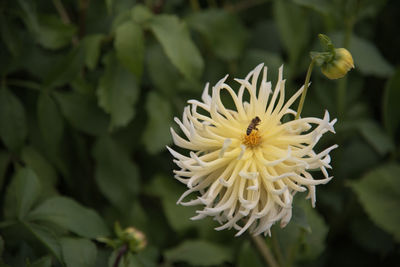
[242,131,262,148]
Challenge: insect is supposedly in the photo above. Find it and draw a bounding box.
[246,116,261,135]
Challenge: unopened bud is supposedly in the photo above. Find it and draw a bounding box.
[123,227,147,253]
[98,222,147,254]
[321,48,354,79]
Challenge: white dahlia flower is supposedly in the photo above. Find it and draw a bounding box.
[168,64,337,236]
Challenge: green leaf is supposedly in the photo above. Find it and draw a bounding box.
[291,204,311,233]
[114,21,144,80]
[292,0,333,15]
[131,247,159,267]
[187,9,247,61]
[97,53,139,129]
[349,164,400,242]
[17,0,40,36]
[36,15,77,50]
[149,15,204,80]
[28,255,52,267]
[146,44,181,95]
[83,34,104,70]
[274,0,309,64]
[25,222,63,262]
[142,92,172,154]
[131,5,153,24]
[350,218,394,255]
[350,35,394,77]
[274,195,328,262]
[0,151,10,192]
[336,138,380,179]
[272,222,300,263]
[297,197,329,260]
[111,10,131,32]
[44,46,85,88]
[21,146,58,192]
[61,238,97,267]
[383,68,400,138]
[21,46,63,81]
[164,240,232,266]
[28,196,110,239]
[111,247,159,267]
[54,91,109,136]
[4,167,41,220]
[93,137,140,210]
[37,93,64,152]
[0,87,27,151]
[17,0,75,50]
[356,120,395,156]
[71,76,96,95]
[0,16,22,57]
[237,241,264,267]
[147,175,197,232]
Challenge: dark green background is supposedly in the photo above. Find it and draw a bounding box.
[0,0,399,266]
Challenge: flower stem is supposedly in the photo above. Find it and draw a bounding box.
[295,59,316,120]
[251,235,280,267]
[113,244,128,267]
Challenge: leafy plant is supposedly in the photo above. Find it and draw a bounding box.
[0,0,399,266]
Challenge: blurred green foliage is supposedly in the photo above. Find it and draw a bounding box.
[0,0,399,266]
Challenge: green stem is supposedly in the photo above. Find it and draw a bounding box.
[251,235,280,267]
[295,60,316,120]
[113,244,128,267]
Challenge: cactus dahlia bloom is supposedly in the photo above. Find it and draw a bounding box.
[168,64,337,236]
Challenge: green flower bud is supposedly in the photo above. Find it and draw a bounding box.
[321,48,354,79]
[98,222,147,254]
[123,227,147,253]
